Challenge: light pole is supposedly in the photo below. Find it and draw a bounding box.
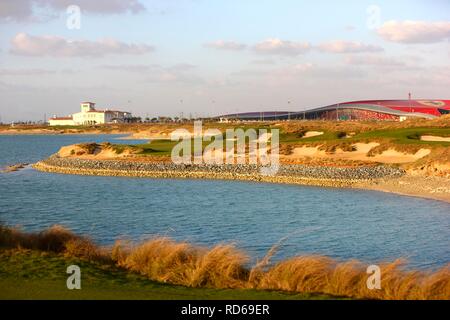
[287,100,291,121]
[408,92,412,113]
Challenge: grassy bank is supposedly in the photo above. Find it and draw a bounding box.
[1,224,449,300]
[0,249,322,300]
[4,121,450,170]
[61,126,450,161]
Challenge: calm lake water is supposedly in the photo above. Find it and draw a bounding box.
[0,134,449,269]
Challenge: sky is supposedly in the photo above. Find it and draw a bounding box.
[0,0,449,122]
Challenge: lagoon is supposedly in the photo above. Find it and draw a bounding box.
[0,134,449,269]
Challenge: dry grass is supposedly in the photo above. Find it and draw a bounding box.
[0,224,109,262]
[113,238,248,288]
[365,142,423,157]
[0,224,78,252]
[250,256,450,300]
[253,256,334,293]
[77,143,100,155]
[402,146,450,177]
[1,224,449,300]
[318,142,357,154]
[279,144,295,155]
[64,238,111,263]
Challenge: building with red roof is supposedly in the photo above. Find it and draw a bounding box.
[218,99,450,122]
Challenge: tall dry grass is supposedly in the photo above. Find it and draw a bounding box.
[0,223,105,262]
[0,224,78,252]
[112,238,249,288]
[1,223,449,300]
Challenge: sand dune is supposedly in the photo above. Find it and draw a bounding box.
[58,144,135,160]
[289,143,430,164]
[421,135,450,142]
[302,131,323,138]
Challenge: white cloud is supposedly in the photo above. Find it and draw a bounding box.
[317,41,383,53]
[253,38,311,56]
[378,20,450,44]
[345,55,406,67]
[278,63,365,79]
[251,59,276,65]
[99,64,159,72]
[100,63,202,84]
[168,63,197,72]
[0,1,34,22]
[0,68,57,75]
[232,63,365,80]
[290,63,315,73]
[205,39,383,56]
[100,63,196,73]
[205,40,247,51]
[0,0,145,22]
[10,33,154,57]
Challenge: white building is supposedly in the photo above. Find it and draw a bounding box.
[49,102,132,126]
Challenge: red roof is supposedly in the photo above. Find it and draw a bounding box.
[341,100,450,117]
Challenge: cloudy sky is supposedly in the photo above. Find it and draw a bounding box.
[0,0,449,122]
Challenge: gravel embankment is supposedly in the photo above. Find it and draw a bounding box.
[33,155,405,188]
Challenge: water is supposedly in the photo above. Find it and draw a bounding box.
[0,134,449,269]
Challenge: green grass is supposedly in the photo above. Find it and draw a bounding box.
[135,129,343,155]
[135,132,272,156]
[356,127,450,146]
[280,127,450,147]
[110,127,450,157]
[279,131,342,144]
[0,250,331,300]
[136,139,179,156]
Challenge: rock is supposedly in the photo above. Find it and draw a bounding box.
[1,163,29,173]
[34,154,405,185]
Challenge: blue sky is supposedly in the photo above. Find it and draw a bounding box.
[0,0,449,122]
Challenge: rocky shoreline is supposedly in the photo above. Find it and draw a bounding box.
[33,154,406,188]
[1,163,29,173]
